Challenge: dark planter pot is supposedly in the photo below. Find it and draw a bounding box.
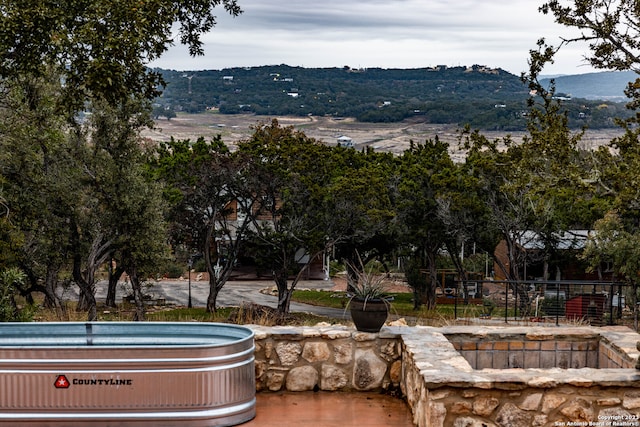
[349,298,389,332]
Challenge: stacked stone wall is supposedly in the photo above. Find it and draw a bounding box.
[251,326,402,392]
[402,325,640,427]
[249,325,640,427]
[421,386,640,427]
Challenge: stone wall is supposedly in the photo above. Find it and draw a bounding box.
[448,334,601,369]
[250,324,640,427]
[251,325,403,392]
[402,325,640,427]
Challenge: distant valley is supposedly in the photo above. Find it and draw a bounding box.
[145,112,623,161]
[152,65,634,132]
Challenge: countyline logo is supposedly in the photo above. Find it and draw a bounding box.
[54,375,133,389]
[54,375,70,389]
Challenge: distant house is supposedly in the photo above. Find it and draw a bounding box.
[337,136,354,147]
[492,230,609,281]
[221,199,325,279]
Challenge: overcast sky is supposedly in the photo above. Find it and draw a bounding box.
[150,0,596,76]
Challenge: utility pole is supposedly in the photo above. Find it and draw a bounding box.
[187,258,193,308]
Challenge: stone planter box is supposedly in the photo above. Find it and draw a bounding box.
[249,324,640,427]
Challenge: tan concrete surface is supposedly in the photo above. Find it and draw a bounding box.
[245,391,415,427]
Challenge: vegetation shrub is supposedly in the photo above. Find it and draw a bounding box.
[541,296,566,317]
[165,263,184,279]
[404,261,428,309]
[193,258,207,272]
[0,268,34,322]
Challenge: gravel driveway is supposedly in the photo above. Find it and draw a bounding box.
[69,279,351,320]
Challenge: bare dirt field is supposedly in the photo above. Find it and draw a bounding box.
[143,113,623,160]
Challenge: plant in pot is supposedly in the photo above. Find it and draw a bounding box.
[346,260,391,333]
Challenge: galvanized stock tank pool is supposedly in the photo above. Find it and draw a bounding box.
[0,322,255,427]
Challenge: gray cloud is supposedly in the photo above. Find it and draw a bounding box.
[150,0,595,75]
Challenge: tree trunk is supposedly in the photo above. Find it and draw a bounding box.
[515,282,531,316]
[422,250,438,310]
[206,276,221,313]
[412,288,423,310]
[71,228,97,321]
[42,266,62,311]
[206,285,219,312]
[129,269,146,321]
[204,226,215,312]
[275,255,317,314]
[106,265,125,307]
[344,252,359,294]
[425,265,438,310]
[73,272,97,321]
[279,287,295,314]
[405,251,430,310]
[633,282,638,332]
[506,238,522,281]
[447,241,469,283]
[76,282,96,312]
[205,261,235,312]
[275,271,289,313]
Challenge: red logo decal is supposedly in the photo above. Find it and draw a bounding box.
[54,375,70,389]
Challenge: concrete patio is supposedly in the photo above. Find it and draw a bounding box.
[246,391,415,427]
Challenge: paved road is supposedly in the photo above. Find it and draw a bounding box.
[81,279,350,320]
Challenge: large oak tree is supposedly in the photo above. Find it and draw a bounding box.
[0,0,242,319]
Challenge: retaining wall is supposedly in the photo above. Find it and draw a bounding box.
[251,325,403,392]
[250,324,640,427]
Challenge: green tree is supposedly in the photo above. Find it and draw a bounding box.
[540,1,640,72]
[0,1,239,320]
[327,147,396,283]
[519,46,608,279]
[0,268,30,322]
[461,130,521,277]
[0,0,242,113]
[538,0,640,327]
[395,138,458,309]
[0,189,21,271]
[539,1,640,189]
[458,39,615,314]
[431,143,491,290]
[152,136,254,312]
[236,121,332,313]
[582,211,640,328]
[0,72,74,314]
[81,98,169,321]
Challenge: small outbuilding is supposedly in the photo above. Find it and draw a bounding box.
[566,294,607,321]
[337,136,354,147]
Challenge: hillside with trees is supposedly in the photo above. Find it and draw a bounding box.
[541,71,635,101]
[153,64,630,130]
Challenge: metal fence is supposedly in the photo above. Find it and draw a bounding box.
[451,279,631,326]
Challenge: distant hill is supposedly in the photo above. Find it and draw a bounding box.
[540,71,636,101]
[152,65,629,130]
